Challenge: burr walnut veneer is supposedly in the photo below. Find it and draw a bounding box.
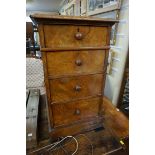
[30,14,116,139]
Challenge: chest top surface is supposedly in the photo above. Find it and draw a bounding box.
[30,14,118,26]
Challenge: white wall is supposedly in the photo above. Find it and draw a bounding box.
[104,0,129,105]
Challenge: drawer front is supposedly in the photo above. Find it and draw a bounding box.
[44,25,108,48]
[50,74,103,103]
[47,50,106,77]
[52,97,101,127]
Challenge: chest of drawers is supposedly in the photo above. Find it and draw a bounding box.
[30,14,116,139]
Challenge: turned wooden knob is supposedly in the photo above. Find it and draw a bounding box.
[75,59,82,66]
[75,85,81,91]
[75,32,83,40]
[74,109,81,115]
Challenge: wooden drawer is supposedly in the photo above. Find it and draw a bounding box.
[46,50,106,77]
[52,97,101,127]
[43,25,108,48]
[50,74,103,103]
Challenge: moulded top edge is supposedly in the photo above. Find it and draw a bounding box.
[30,14,118,26]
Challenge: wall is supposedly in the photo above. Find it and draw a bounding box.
[26,11,59,17]
[94,0,129,105]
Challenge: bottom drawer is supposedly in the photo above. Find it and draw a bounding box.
[51,97,102,127]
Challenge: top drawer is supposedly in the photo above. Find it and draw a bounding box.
[43,25,108,48]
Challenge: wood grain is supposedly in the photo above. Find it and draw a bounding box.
[44,25,108,48]
[37,24,45,48]
[50,73,103,103]
[30,14,118,26]
[41,46,110,51]
[41,52,54,128]
[46,50,106,77]
[103,97,129,139]
[30,14,118,23]
[26,89,40,149]
[51,97,102,127]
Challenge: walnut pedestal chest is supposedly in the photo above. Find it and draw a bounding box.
[30,14,116,139]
